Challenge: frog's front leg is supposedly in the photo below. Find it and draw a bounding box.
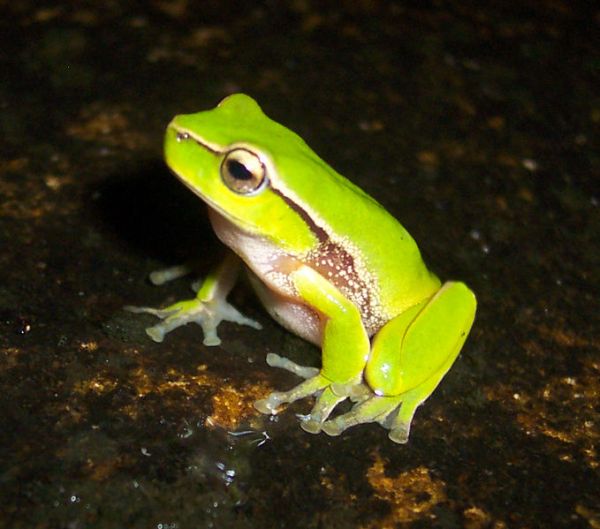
[126,252,262,346]
[254,265,371,433]
[323,281,476,443]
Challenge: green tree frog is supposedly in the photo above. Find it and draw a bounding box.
[129,94,476,443]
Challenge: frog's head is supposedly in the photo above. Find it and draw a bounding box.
[164,93,326,253]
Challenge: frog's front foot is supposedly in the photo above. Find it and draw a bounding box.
[254,353,370,435]
[253,353,322,413]
[255,353,336,432]
[125,297,261,346]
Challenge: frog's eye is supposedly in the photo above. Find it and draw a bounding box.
[221,148,267,195]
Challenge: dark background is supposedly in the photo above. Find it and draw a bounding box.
[1,2,598,528]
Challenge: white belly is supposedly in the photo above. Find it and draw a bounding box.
[247,270,323,346]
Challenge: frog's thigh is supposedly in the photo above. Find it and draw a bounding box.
[366,281,476,396]
[291,265,370,383]
[359,281,475,442]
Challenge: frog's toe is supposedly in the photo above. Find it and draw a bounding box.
[379,394,423,444]
[265,353,320,379]
[146,324,167,343]
[388,422,411,444]
[254,391,287,414]
[299,387,347,434]
[218,303,263,331]
[254,372,329,415]
[148,264,193,286]
[124,305,178,343]
[124,305,174,318]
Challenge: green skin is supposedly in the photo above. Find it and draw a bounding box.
[128,94,477,443]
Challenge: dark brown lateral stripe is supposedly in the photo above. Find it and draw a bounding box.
[271,188,329,243]
[270,187,380,333]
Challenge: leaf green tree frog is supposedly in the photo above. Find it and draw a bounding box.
[128,94,476,443]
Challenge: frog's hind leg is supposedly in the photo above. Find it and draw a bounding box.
[380,356,458,443]
[323,281,476,443]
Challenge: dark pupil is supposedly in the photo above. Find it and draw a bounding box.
[227,159,253,181]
